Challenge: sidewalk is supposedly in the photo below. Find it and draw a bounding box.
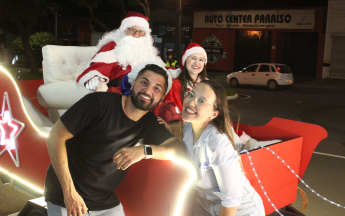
[293,76,345,90]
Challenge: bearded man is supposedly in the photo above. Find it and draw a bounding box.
[45,63,186,216]
[76,11,165,92]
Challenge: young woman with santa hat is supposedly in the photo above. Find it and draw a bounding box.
[155,43,208,124]
[182,79,265,216]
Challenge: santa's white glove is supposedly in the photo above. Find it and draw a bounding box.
[85,77,99,90]
[85,76,107,91]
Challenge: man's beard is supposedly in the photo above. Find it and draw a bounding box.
[131,90,161,111]
[115,35,159,69]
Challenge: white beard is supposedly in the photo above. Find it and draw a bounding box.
[114,35,160,69]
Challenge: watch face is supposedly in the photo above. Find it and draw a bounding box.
[145,146,153,156]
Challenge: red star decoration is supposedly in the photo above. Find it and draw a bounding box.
[0,92,25,167]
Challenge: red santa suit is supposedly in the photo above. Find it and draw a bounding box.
[76,41,131,88]
[75,11,164,92]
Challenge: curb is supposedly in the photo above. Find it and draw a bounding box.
[227,94,238,100]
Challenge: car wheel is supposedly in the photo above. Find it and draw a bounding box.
[267,80,278,90]
[230,78,239,87]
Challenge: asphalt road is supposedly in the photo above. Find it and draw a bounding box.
[218,78,345,216]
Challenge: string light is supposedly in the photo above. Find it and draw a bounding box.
[264,147,345,210]
[165,153,198,216]
[241,146,345,216]
[0,65,48,137]
[241,149,284,216]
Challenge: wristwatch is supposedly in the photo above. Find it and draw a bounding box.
[144,145,152,159]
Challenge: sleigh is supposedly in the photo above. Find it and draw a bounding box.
[0,45,327,216]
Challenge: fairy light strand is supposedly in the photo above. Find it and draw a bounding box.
[241,149,284,216]
[241,145,345,215]
[264,147,345,210]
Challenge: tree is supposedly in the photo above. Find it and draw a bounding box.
[71,0,123,32]
[72,0,151,32]
[128,0,150,17]
[12,32,55,65]
[0,0,48,74]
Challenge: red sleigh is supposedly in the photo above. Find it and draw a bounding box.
[0,63,327,215]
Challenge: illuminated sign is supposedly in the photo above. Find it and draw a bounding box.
[194,10,315,29]
[0,92,25,167]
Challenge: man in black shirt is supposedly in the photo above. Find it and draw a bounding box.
[44,63,185,216]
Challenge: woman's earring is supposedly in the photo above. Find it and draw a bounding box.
[210,117,213,120]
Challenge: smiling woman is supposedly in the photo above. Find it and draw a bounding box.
[182,80,265,216]
[154,43,208,124]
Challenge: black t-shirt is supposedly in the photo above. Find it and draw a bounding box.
[44,93,173,211]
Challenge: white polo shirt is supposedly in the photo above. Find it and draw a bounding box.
[183,122,250,208]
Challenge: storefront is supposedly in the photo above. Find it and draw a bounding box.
[150,9,193,62]
[152,22,193,61]
[193,8,325,78]
[323,0,345,79]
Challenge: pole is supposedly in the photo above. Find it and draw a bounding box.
[175,0,182,62]
[55,11,58,45]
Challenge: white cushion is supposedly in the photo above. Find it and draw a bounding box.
[22,96,54,129]
[37,81,92,109]
[42,45,98,84]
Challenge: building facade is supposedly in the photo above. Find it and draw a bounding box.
[323,0,345,79]
[193,7,326,79]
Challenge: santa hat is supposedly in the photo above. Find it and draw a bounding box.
[181,43,207,69]
[127,62,172,94]
[121,11,150,32]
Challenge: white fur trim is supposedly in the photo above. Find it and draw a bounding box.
[186,76,202,90]
[155,56,166,67]
[168,68,182,79]
[77,70,109,86]
[128,62,172,94]
[121,17,150,32]
[182,47,207,66]
[90,50,117,64]
[175,106,181,114]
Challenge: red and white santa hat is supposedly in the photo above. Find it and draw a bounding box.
[121,11,150,32]
[181,43,207,69]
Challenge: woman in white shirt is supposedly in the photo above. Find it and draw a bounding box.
[181,80,265,216]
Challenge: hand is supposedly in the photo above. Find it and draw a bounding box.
[85,77,99,90]
[63,189,88,216]
[113,145,146,170]
[157,117,172,134]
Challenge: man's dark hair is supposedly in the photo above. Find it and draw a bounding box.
[136,64,168,92]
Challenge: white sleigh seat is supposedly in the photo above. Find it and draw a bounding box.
[37,45,98,123]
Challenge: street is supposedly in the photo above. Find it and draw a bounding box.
[213,73,345,216]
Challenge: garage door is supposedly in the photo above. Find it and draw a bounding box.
[330,36,345,78]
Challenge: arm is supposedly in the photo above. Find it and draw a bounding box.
[46,120,87,216]
[113,137,186,170]
[208,135,243,215]
[219,205,238,216]
[76,42,116,89]
[164,79,183,114]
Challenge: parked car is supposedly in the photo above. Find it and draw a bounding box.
[226,63,293,90]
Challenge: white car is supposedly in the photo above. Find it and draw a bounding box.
[226,63,294,90]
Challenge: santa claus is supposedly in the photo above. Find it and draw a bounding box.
[76,11,165,92]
